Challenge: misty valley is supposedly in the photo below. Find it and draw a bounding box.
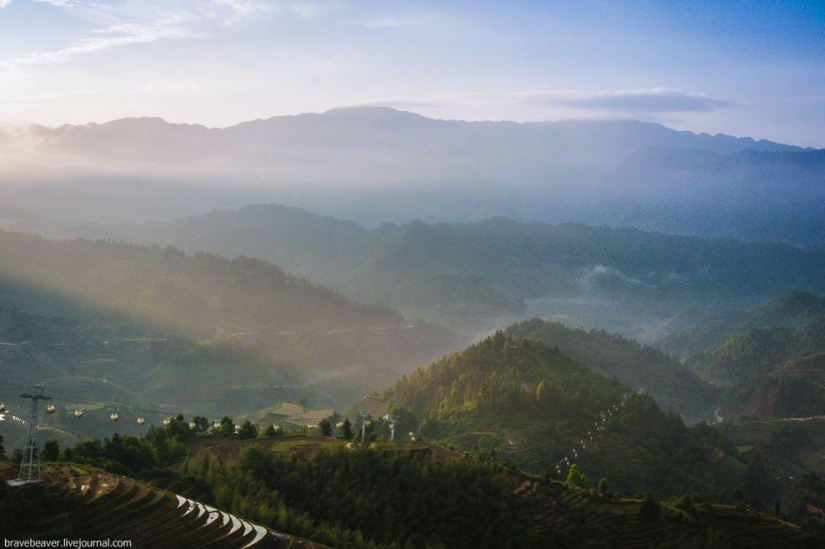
[1,107,824,548]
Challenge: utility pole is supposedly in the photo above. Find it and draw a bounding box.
[12,385,52,485]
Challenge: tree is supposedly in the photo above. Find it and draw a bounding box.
[639,492,660,520]
[41,440,60,462]
[566,464,588,488]
[217,416,235,438]
[319,418,332,437]
[536,380,550,404]
[598,477,609,497]
[191,415,210,433]
[341,418,353,440]
[0,433,5,461]
[237,420,258,439]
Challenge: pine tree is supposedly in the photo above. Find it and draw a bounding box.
[342,418,354,440]
[41,440,60,462]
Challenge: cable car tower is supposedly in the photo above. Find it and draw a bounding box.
[12,385,52,485]
[383,414,399,441]
[358,410,371,445]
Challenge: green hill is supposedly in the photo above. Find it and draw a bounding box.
[79,204,825,336]
[0,230,463,442]
[682,299,825,420]
[376,332,744,498]
[655,290,825,359]
[5,434,819,549]
[505,318,720,419]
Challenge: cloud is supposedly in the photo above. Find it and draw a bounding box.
[210,0,273,24]
[357,100,438,110]
[4,16,191,67]
[514,88,729,114]
[0,0,12,8]
[289,2,326,19]
[34,0,86,6]
[209,0,329,23]
[352,16,418,28]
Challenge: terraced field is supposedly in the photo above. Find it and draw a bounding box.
[516,479,817,549]
[2,465,331,549]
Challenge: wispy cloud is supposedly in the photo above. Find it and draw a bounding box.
[210,0,330,23]
[427,88,730,117]
[209,0,273,24]
[34,0,87,6]
[514,89,730,114]
[0,0,12,9]
[351,16,418,29]
[357,100,437,110]
[288,2,328,19]
[5,16,191,67]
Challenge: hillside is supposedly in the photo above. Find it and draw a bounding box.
[680,294,825,420]
[0,464,323,548]
[5,434,820,549]
[504,318,720,420]
[79,204,825,336]
[4,108,823,248]
[177,437,821,549]
[0,230,463,422]
[655,290,825,358]
[719,353,825,420]
[375,333,745,498]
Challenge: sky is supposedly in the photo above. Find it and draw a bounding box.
[0,0,824,147]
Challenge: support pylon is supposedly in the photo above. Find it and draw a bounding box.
[15,385,52,484]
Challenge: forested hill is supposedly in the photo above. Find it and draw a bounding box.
[0,230,463,410]
[0,229,400,335]
[655,290,825,358]
[378,333,742,497]
[687,306,825,420]
[80,203,825,336]
[680,291,825,387]
[388,332,623,423]
[505,318,720,419]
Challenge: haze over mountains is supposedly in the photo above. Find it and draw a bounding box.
[0,230,462,420]
[81,203,825,342]
[2,107,823,248]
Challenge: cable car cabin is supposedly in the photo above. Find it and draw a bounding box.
[189,421,197,430]
[74,409,84,419]
[45,403,56,414]
[0,403,6,413]
[136,417,145,426]
[163,417,171,426]
[110,412,119,422]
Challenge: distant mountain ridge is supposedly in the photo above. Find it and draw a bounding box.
[2,107,823,247]
[82,203,825,337]
[0,230,464,412]
[14,108,810,160]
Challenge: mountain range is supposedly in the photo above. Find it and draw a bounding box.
[0,230,463,428]
[2,107,823,247]
[79,203,825,339]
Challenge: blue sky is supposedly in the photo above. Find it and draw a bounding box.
[1,0,823,147]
